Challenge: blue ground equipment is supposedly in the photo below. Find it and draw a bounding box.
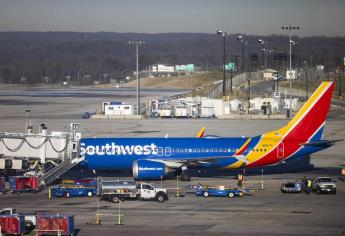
[195,184,243,198]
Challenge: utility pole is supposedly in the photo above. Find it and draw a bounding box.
[339,66,342,98]
[216,30,227,97]
[282,25,300,118]
[248,56,251,113]
[129,40,145,115]
[305,62,308,100]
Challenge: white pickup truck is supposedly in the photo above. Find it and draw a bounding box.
[0,208,37,230]
[312,177,336,194]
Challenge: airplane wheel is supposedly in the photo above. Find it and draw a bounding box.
[203,191,209,197]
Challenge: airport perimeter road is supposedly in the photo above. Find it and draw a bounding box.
[0,175,344,236]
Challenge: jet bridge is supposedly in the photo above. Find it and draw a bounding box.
[0,123,84,186]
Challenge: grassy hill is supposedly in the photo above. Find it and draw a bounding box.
[124,72,224,96]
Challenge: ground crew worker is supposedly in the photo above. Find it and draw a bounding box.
[301,176,307,192]
[237,174,243,188]
[306,179,312,194]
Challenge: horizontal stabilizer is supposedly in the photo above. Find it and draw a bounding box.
[301,139,344,148]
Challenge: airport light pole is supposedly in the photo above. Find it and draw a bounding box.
[25,108,30,132]
[282,25,300,118]
[258,39,267,70]
[129,40,145,115]
[304,60,309,101]
[216,30,228,96]
[237,35,250,112]
[237,35,246,73]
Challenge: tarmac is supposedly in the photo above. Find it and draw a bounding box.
[0,85,345,236]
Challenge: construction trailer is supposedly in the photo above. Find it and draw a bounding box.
[0,123,83,187]
[103,102,134,116]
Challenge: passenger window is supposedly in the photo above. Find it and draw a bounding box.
[165,147,171,156]
[157,147,163,156]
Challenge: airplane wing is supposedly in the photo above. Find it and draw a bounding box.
[301,139,344,148]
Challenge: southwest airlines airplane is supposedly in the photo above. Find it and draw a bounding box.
[80,82,340,180]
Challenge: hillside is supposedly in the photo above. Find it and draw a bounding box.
[1,32,344,85]
[124,72,223,96]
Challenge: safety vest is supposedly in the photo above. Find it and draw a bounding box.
[307,180,312,188]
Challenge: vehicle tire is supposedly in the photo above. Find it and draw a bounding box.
[228,192,235,198]
[25,221,34,232]
[156,194,165,202]
[65,192,71,198]
[87,191,93,197]
[203,191,209,197]
[111,195,120,203]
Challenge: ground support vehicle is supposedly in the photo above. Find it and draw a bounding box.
[0,208,37,232]
[0,177,5,194]
[51,185,97,198]
[195,185,243,198]
[0,214,25,235]
[280,181,302,193]
[312,177,336,194]
[97,177,168,203]
[9,176,40,193]
[36,214,74,235]
[61,178,96,187]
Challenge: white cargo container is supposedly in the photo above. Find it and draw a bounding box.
[200,107,216,118]
[200,98,224,116]
[250,97,279,112]
[174,107,188,117]
[283,98,299,111]
[286,70,296,80]
[104,103,134,116]
[159,109,172,118]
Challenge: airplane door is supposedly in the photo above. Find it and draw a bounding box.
[277,143,284,158]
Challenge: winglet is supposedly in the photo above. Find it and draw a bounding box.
[196,127,206,138]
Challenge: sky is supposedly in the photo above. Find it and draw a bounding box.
[0,0,344,37]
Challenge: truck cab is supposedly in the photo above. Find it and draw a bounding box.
[138,183,168,202]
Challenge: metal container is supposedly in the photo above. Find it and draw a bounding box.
[100,180,136,191]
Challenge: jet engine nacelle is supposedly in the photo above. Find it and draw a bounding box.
[132,160,172,180]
